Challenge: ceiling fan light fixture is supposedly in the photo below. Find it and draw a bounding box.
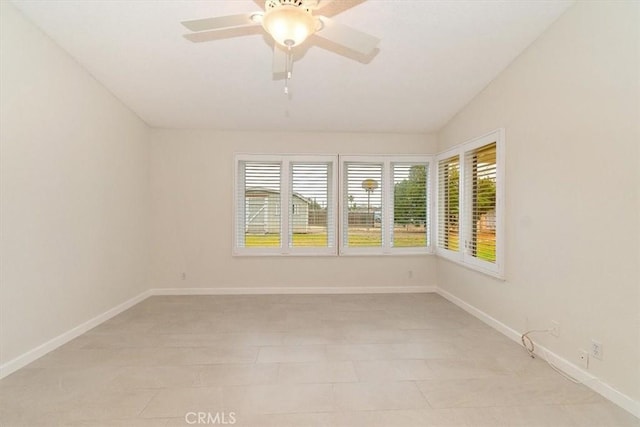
[262,5,316,47]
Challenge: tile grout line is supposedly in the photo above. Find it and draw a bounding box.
[136,388,161,419]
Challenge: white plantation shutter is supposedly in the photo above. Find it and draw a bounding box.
[437,155,460,252]
[392,163,429,248]
[290,162,334,249]
[234,155,337,255]
[236,160,282,249]
[235,154,438,257]
[343,162,383,248]
[232,141,501,268]
[464,142,497,263]
[435,129,504,277]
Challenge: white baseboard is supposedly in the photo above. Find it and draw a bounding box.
[152,285,436,296]
[436,287,640,419]
[0,289,152,379]
[4,283,636,418]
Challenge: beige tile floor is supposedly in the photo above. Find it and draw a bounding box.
[1,293,638,426]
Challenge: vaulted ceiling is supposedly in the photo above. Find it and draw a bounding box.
[11,0,572,133]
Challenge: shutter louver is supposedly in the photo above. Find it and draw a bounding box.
[344,162,382,247]
[465,142,497,263]
[392,163,428,248]
[437,156,460,252]
[290,162,333,248]
[240,161,281,248]
[236,154,437,257]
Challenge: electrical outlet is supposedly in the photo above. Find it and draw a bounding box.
[181,272,186,280]
[579,350,589,369]
[591,340,603,360]
[550,321,559,337]
[408,270,413,279]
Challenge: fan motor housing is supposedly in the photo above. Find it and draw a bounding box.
[265,0,311,13]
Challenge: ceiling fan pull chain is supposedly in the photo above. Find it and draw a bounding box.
[284,45,293,95]
[284,57,289,95]
[287,45,293,80]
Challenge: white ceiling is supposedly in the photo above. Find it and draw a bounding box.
[11,0,572,133]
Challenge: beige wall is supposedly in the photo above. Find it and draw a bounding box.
[2,0,638,411]
[437,1,639,402]
[149,130,437,291]
[0,3,150,365]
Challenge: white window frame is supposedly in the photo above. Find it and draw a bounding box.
[233,144,503,270]
[435,129,505,278]
[339,155,434,256]
[234,154,338,256]
[435,152,461,262]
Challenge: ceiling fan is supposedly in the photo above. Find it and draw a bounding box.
[181,0,380,92]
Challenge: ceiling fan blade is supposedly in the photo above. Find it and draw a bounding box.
[182,13,258,32]
[184,26,264,43]
[315,16,379,56]
[315,0,366,17]
[273,44,288,75]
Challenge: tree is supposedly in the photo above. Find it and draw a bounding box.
[348,195,356,211]
[392,163,495,227]
[444,167,459,226]
[474,177,496,217]
[394,165,427,225]
[440,168,495,225]
[308,197,323,211]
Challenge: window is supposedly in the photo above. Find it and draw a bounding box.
[464,142,497,264]
[436,129,504,277]
[234,155,337,255]
[343,161,383,250]
[340,156,432,255]
[290,161,335,249]
[240,160,282,250]
[437,155,460,253]
[392,163,429,248]
[233,140,502,270]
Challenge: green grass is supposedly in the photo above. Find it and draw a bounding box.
[245,233,328,247]
[393,234,427,247]
[244,230,495,261]
[443,232,495,262]
[476,233,496,262]
[348,230,382,247]
[245,234,281,247]
[445,234,459,251]
[293,233,328,247]
[245,228,427,248]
